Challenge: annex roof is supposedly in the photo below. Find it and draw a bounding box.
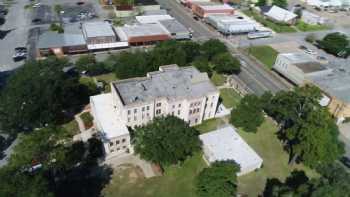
[115,23,169,40]
[135,14,173,24]
[112,65,218,105]
[199,126,263,174]
[37,31,86,49]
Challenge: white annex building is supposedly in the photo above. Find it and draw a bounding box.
[91,65,220,157]
[199,125,263,176]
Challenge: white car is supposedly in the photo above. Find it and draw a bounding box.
[305,49,317,55]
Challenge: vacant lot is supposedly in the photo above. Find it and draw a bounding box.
[102,153,207,197]
[247,46,279,69]
[295,21,330,32]
[237,118,319,196]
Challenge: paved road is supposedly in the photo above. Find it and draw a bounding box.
[157,0,290,94]
[0,0,32,72]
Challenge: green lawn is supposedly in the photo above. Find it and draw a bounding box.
[102,153,207,197]
[220,88,242,109]
[295,21,330,32]
[237,118,319,196]
[61,120,80,137]
[195,118,227,134]
[80,112,93,129]
[210,72,226,86]
[247,46,279,69]
[94,73,118,83]
[243,10,297,33]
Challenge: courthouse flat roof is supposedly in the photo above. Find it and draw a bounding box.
[112,65,218,105]
[90,93,129,139]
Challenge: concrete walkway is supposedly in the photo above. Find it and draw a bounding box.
[104,154,156,178]
[73,107,97,142]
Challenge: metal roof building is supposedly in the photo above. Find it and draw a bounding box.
[264,6,297,24]
[159,19,191,40]
[206,14,258,34]
[82,21,116,38]
[135,14,173,24]
[199,125,263,176]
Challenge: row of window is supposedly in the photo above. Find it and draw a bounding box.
[189,108,200,115]
[109,138,127,147]
[110,145,128,153]
[127,113,150,122]
[127,106,151,115]
[190,102,201,108]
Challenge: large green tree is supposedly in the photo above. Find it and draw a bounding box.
[264,86,344,167]
[196,161,240,197]
[231,94,264,133]
[150,40,188,67]
[212,52,241,74]
[0,57,89,133]
[132,116,201,165]
[200,39,228,61]
[317,32,350,58]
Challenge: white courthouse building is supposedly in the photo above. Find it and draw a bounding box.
[90,65,220,157]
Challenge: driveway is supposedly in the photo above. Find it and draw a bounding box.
[104,154,156,178]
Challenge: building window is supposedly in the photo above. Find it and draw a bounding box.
[147,106,150,110]
[127,117,130,122]
[116,140,120,144]
[109,142,114,146]
[195,118,198,123]
[178,104,181,107]
[178,110,180,115]
[127,110,131,115]
[210,102,213,107]
[123,146,126,149]
[122,139,126,143]
[156,109,161,115]
[147,113,150,116]
[142,107,145,111]
[190,103,193,107]
[134,109,137,113]
[156,102,161,107]
[189,110,192,115]
[196,108,200,113]
[117,148,120,151]
[111,149,115,152]
[172,105,175,109]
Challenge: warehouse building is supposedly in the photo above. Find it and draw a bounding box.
[205,14,258,34]
[264,5,297,25]
[82,21,129,50]
[191,2,234,18]
[159,19,192,40]
[199,125,263,176]
[37,31,87,57]
[115,23,171,45]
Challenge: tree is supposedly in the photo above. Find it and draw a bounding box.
[150,40,187,67]
[196,161,240,197]
[256,0,267,6]
[180,41,201,63]
[263,85,344,167]
[75,54,109,76]
[132,116,201,165]
[317,32,350,57]
[0,57,89,134]
[49,23,64,33]
[200,39,228,61]
[231,94,264,132]
[272,0,288,8]
[212,52,241,74]
[192,57,212,77]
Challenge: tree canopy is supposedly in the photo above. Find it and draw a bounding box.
[231,94,264,133]
[256,0,267,6]
[196,161,240,197]
[132,116,201,165]
[75,54,110,76]
[200,39,228,61]
[212,52,241,74]
[0,57,90,134]
[272,0,288,8]
[317,32,350,58]
[263,86,344,168]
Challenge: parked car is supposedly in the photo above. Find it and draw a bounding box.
[13,47,27,62]
[305,48,317,55]
[299,45,307,50]
[193,16,199,21]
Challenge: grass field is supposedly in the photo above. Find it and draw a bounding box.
[210,72,226,86]
[237,118,319,196]
[195,118,227,133]
[243,10,297,33]
[247,46,279,69]
[94,73,118,83]
[295,21,330,32]
[220,88,242,109]
[102,153,207,197]
[61,120,80,136]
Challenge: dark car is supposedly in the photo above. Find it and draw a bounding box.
[193,16,199,21]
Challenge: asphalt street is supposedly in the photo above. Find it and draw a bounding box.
[158,0,290,94]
